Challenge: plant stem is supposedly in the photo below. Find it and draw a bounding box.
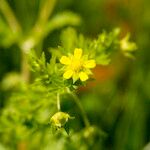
[0,0,21,33]
[20,0,57,82]
[31,0,57,49]
[36,0,56,26]
[57,93,61,111]
[67,89,90,127]
[21,51,30,83]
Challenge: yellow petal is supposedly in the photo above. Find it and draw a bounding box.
[83,60,96,68]
[63,70,73,79]
[79,72,89,81]
[72,73,79,83]
[74,48,83,59]
[60,56,71,65]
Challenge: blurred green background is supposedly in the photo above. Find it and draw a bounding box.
[0,0,150,149]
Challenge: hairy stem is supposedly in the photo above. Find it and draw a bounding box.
[21,51,30,83]
[67,89,90,127]
[57,93,61,111]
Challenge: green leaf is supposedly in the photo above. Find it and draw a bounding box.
[45,11,81,35]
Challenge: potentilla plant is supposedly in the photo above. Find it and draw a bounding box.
[29,27,137,131]
[0,27,137,149]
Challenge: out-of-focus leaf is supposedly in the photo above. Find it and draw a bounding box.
[45,11,81,34]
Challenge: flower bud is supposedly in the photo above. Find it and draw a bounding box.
[120,34,137,58]
[50,112,71,128]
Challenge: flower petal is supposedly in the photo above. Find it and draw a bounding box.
[74,48,83,59]
[63,70,73,79]
[60,56,71,65]
[72,73,79,83]
[83,60,96,68]
[79,72,88,81]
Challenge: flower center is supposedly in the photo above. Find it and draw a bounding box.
[71,59,82,72]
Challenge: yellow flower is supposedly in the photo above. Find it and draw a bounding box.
[60,48,96,82]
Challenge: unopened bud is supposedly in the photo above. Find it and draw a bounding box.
[50,112,72,128]
[120,34,137,58]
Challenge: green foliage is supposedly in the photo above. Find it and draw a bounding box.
[0,26,137,149]
[0,0,149,150]
[59,27,136,66]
